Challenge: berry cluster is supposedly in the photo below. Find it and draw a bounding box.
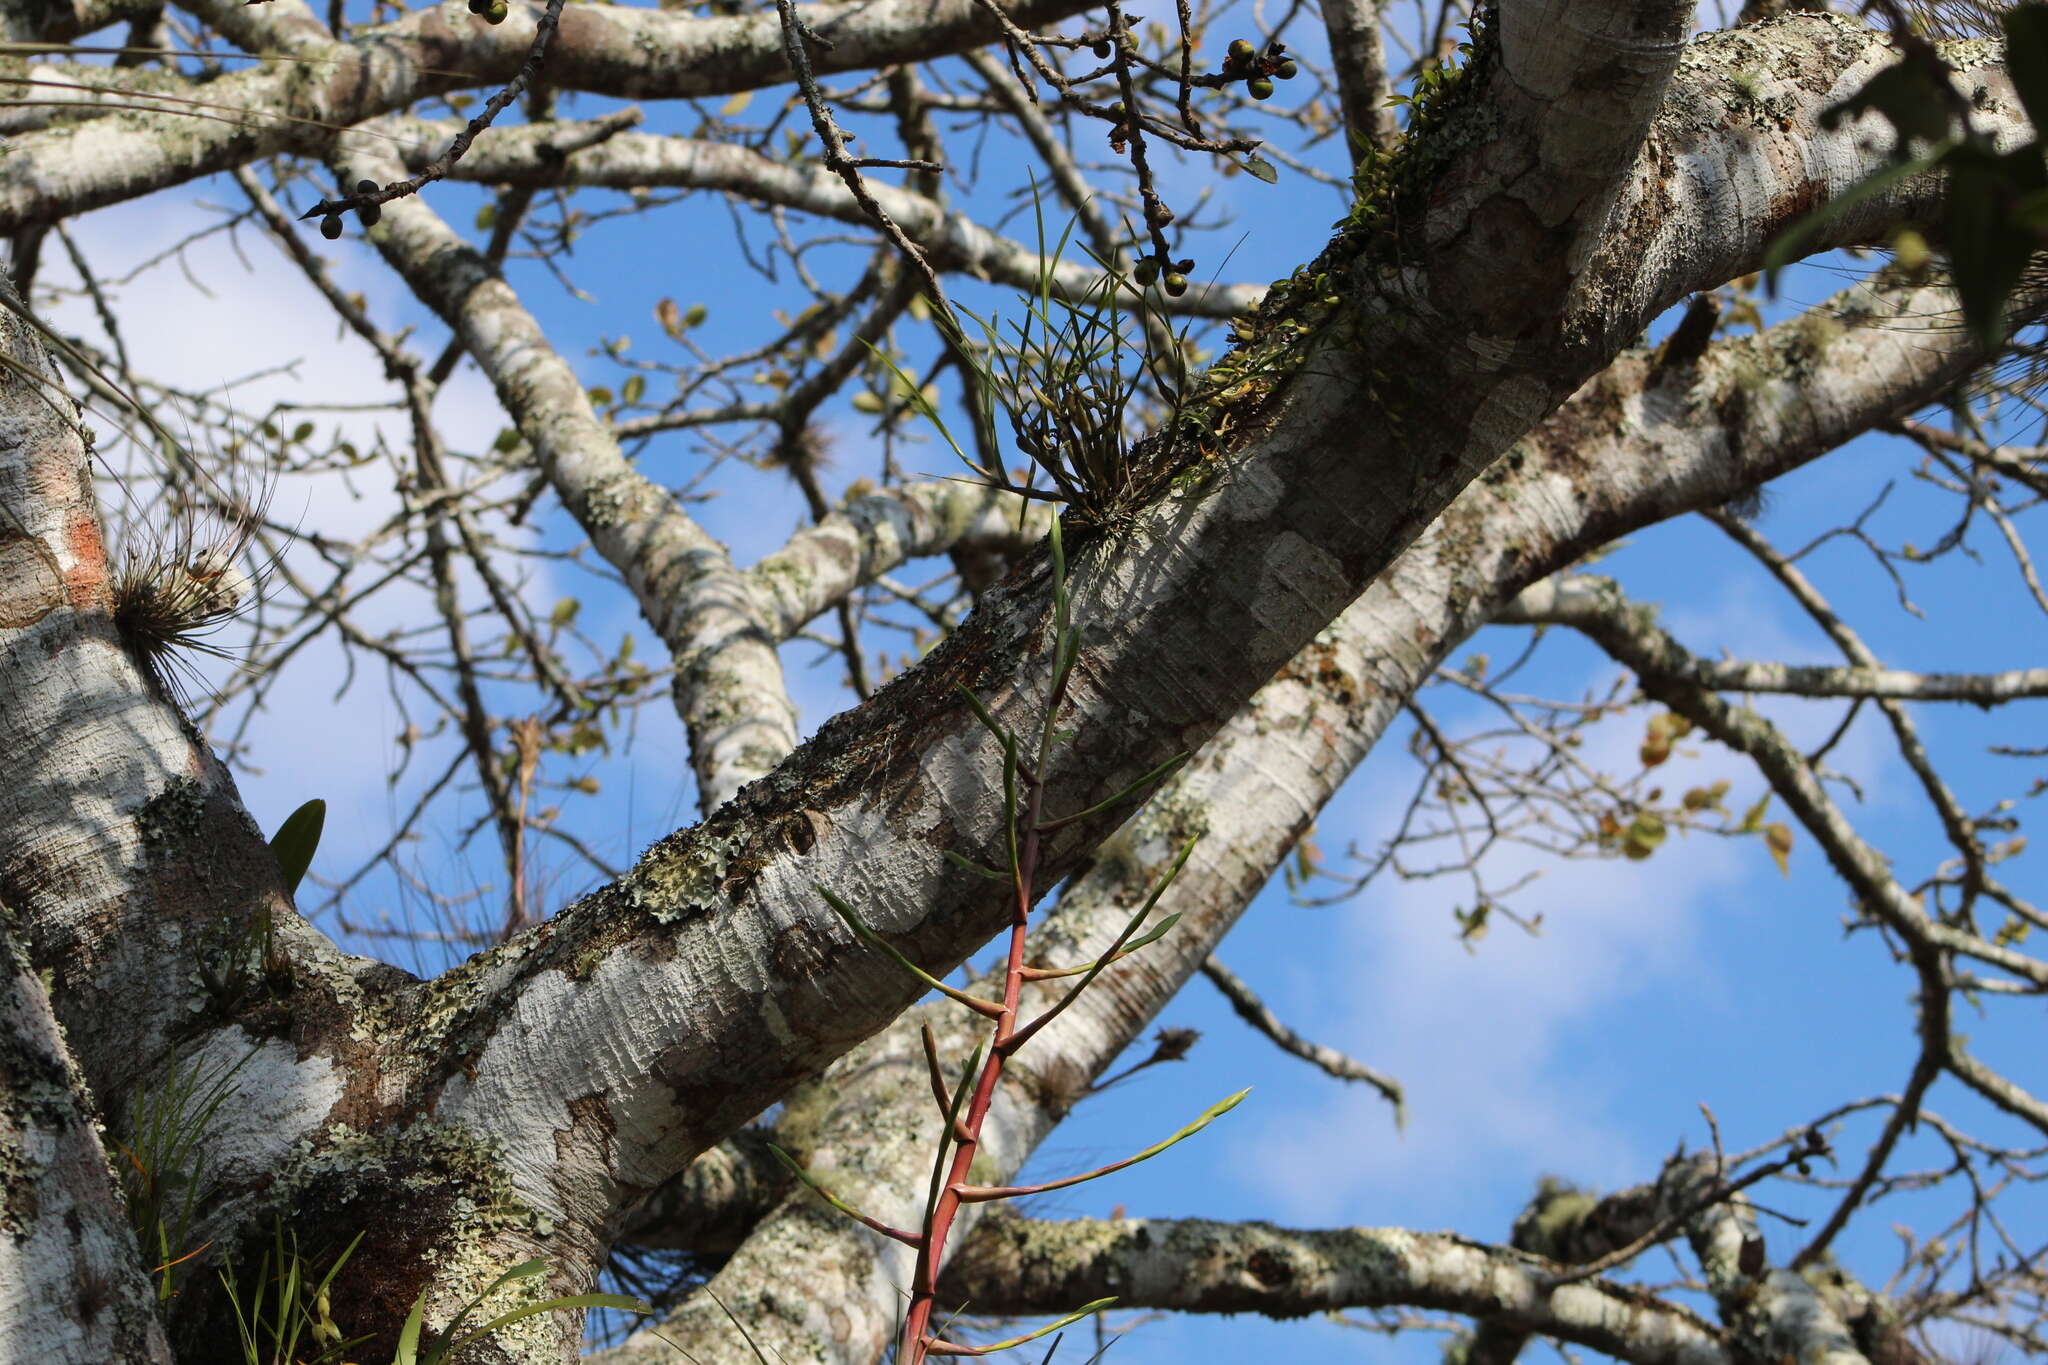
[1222,37,1297,100]
[318,181,383,240]
[1133,254,1195,297]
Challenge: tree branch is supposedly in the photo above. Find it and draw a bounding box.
[937,1214,1728,1365]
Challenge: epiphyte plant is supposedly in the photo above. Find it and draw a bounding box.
[870,201,1190,521]
[785,518,1248,1362]
[106,441,274,713]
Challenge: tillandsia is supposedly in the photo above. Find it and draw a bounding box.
[788,518,1248,1363]
[108,464,272,712]
[870,206,1194,522]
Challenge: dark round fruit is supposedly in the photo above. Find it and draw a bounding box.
[467,0,489,12]
[356,179,378,195]
[1227,37,1255,63]
[1134,258,1160,285]
[1163,272,1188,297]
[358,202,381,227]
[1092,39,1112,57]
[319,215,343,240]
[1276,59,1299,79]
[1247,77,1275,100]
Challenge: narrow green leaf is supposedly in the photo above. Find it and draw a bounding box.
[269,798,326,895]
[447,1294,652,1353]
[394,1288,428,1365]
[941,849,1009,882]
[819,886,1006,1018]
[936,1300,1119,1354]
[767,1143,922,1245]
[1010,840,1197,1049]
[426,1260,548,1362]
[1737,791,1772,834]
[1037,752,1189,832]
[1025,913,1182,979]
[955,1088,1252,1202]
[921,1041,986,1233]
[952,684,1011,745]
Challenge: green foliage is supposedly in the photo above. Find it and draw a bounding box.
[268,799,325,895]
[218,1224,369,1365]
[1342,19,1491,246]
[869,199,1189,520]
[219,1234,654,1365]
[113,1046,252,1304]
[393,1258,650,1365]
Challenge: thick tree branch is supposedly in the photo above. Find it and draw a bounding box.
[1321,0,1400,159]
[0,900,171,1363]
[0,0,1113,231]
[937,1214,1728,1365]
[746,481,1049,642]
[1672,1157,1870,1365]
[374,116,1259,319]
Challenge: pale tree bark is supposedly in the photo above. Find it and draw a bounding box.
[935,1214,1729,1365]
[0,900,171,1364]
[0,0,2036,1357]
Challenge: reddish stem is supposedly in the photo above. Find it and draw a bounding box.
[898,764,1048,1362]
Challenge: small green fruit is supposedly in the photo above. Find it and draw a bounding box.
[1163,272,1188,297]
[485,0,508,20]
[1134,258,1160,285]
[1109,100,1125,116]
[1247,77,1275,100]
[1277,60,1299,79]
[1227,37,1255,63]
[319,215,343,240]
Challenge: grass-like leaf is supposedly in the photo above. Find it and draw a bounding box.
[767,1142,923,1246]
[820,886,1005,1018]
[1035,753,1189,833]
[924,1300,1118,1356]
[953,1088,1250,1203]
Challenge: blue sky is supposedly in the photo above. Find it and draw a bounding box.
[38,11,2048,1359]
